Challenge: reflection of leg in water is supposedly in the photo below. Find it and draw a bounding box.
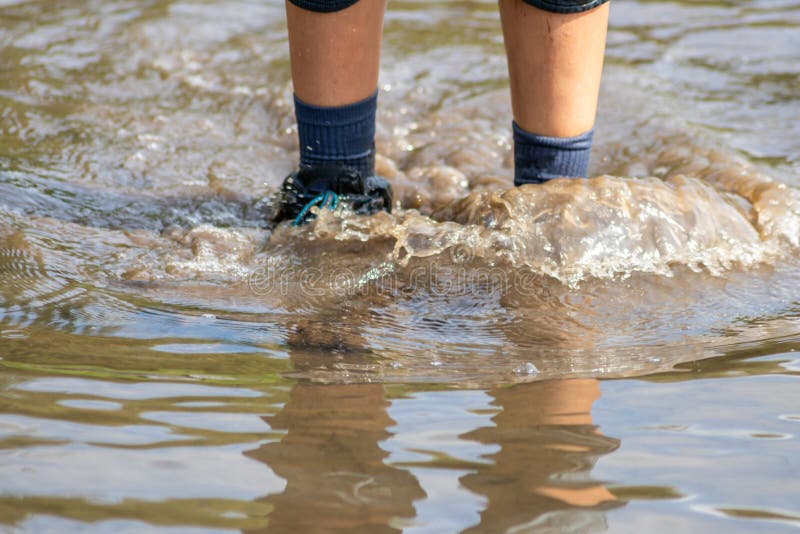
[244,382,424,533]
[283,296,385,377]
[461,379,621,532]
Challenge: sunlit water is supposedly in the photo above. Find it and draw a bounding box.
[1,0,799,531]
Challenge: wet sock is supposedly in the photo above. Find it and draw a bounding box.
[294,90,377,178]
[513,121,594,185]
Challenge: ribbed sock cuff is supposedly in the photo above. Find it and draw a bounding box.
[294,90,377,177]
[513,121,594,185]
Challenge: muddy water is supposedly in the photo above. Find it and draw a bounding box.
[1,0,799,531]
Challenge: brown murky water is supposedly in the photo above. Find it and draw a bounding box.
[1,0,799,532]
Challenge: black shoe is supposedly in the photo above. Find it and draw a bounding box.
[276,164,392,226]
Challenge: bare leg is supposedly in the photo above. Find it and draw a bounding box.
[499,1,609,138]
[277,0,390,216]
[286,1,386,107]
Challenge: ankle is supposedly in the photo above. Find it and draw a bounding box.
[512,121,594,186]
[294,90,378,177]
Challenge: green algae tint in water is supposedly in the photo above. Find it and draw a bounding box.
[1,0,800,532]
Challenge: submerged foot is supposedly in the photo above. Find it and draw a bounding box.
[276,164,392,225]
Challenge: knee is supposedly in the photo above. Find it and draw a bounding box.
[521,0,609,14]
[288,0,361,13]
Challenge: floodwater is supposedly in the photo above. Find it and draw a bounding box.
[1,0,799,531]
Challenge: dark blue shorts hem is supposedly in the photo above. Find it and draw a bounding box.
[522,0,609,14]
[288,0,360,13]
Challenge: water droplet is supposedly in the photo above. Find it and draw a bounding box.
[513,362,539,376]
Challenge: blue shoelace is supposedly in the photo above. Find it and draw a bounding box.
[292,190,339,226]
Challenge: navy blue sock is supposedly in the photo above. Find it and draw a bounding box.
[513,121,594,185]
[294,90,377,177]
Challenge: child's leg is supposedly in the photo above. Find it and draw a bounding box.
[287,0,384,106]
[286,0,386,176]
[499,0,609,185]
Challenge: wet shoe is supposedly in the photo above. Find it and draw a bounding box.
[276,164,392,226]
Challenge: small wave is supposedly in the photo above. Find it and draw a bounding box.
[304,179,793,286]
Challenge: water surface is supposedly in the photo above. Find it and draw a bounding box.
[1,0,799,531]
